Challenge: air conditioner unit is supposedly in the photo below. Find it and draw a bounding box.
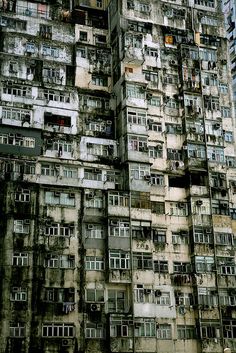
[87,224,94,230]
[196,200,203,206]
[87,143,93,148]
[107,120,112,125]
[69,287,75,294]
[94,169,100,173]
[54,191,60,197]
[190,127,197,133]
[155,290,162,297]
[55,164,60,169]
[182,145,188,150]
[90,303,101,312]
[205,228,212,234]
[61,339,73,347]
[86,192,94,199]
[144,175,151,180]
[69,193,75,198]
[220,202,228,208]
[214,123,221,129]
[15,134,22,138]
[180,230,188,236]
[8,133,15,138]
[220,174,226,180]
[23,219,30,225]
[110,220,119,226]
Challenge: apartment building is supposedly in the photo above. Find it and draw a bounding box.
[223,0,236,110]
[0,0,235,352]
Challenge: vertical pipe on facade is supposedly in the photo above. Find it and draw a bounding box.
[191,6,225,351]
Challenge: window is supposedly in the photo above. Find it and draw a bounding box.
[166,98,179,109]
[207,147,224,163]
[218,258,236,275]
[86,289,104,302]
[80,31,87,41]
[10,288,27,301]
[44,288,75,304]
[45,191,75,207]
[108,290,126,312]
[157,324,172,339]
[173,262,191,273]
[95,34,106,44]
[125,34,142,48]
[219,83,228,94]
[150,173,164,185]
[163,75,179,85]
[133,252,153,270]
[12,252,28,266]
[128,20,152,34]
[149,122,162,132]
[2,107,31,123]
[195,256,215,272]
[224,131,233,143]
[153,229,166,243]
[3,84,32,97]
[15,188,30,202]
[221,106,231,118]
[130,164,150,180]
[143,70,158,83]
[199,47,217,61]
[153,260,168,273]
[63,166,78,178]
[148,96,161,106]
[109,251,130,269]
[110,317,133,337]
[108,192,129,207]
[145,47,158,57]
[131,191,150,209]
[129,135,148,152]
[41,163,57,177]
[47,139,72,155]
[177,326,196,339]
[85,322,105,338]
[43,68,61,84]
[170,202,188,216]
[166,124,182,134]
[223,320,236,338]
[10,324,25,338]
[220,292,236,307]
[201,16,218,26]
[151,202,165,214]
[172,231,189,245]
[85,224,104,239]
[215,232,232,245]
[85,256,104,271]
[38,89,70,103]
[97,0,103,7]
[42,45,59,58]
[42,324,74,337]
[44,255,75,269]
[188,144,206,159]
[125,84,145,99]
[0,133,35,148]
[9,61,18,74]
[167,149,182,161]
[92,75,108,86]
[13,220,30,234]
[135,321,156,337]
[25,42,36,53]
[85,193,103,208]
[45,223,74,237]
[109,220,129,237]
[149,145,163,158]
[132,224,151,240]
[201,323,220,338]
[39,24,52,39]
[175,292,193,306]
[198,288,218,306]
[84,168,102,181]
[127,109,147,125]
[193,228,213,244]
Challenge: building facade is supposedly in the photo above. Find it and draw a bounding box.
[0,0,236,353]
[223,0,236,110]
